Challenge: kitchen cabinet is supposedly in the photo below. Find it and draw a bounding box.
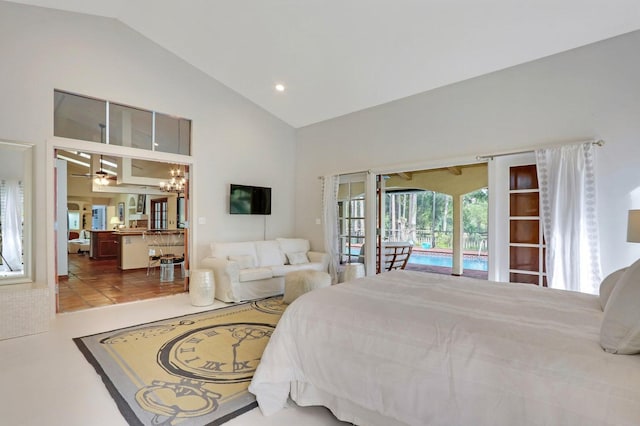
[89,230,118,260]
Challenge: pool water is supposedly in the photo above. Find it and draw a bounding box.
[409,252,488,271]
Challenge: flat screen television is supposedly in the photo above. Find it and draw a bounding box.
[229,184,272,215]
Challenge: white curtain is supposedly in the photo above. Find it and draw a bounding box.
[536,143,602,294]
[322,175,340,283]
[1,179,23,272]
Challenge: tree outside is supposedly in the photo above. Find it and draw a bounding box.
[383,187,488,252]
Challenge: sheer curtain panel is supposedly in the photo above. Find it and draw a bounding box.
[1,180,22,272]
[536,143,602,293]
[322,175,340,283]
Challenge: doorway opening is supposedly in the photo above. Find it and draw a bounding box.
[378,163,489,279]
[54,148,190,313]
[91,205,107,230]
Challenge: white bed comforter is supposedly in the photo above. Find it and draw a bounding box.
[249,270,640,426]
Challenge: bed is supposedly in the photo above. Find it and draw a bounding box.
[249,270,640,425]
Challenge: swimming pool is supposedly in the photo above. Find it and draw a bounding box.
[409,252,488,271]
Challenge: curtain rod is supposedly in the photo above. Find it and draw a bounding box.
[317,170,371,180]
[476,139,605,161]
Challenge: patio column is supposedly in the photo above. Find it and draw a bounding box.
[452,194,463,276]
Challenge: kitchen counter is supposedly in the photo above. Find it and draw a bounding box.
[116,230,185,270]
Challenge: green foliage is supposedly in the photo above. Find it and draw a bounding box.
[463,188,488,234]
[384,188,487,244]
[434,232,451,248]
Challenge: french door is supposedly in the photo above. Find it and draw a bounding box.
[337,174,367,264]
[489,153,546,285]
[150,198,168,229]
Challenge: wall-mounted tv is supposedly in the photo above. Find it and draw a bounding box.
[230,184,272,215]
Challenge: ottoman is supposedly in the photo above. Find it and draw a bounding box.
[283,270,331,304]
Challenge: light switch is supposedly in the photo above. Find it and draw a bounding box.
[198,217,206,225]
[315,218,321,225]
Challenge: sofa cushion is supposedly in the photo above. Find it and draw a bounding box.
[228,255,255,270]
[277,238,311,258]
[255,240,286,267]
[238,267,273,283]
[270,262,326,277]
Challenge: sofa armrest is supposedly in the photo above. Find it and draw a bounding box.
[200,257,240,302]
[307,251,329,272]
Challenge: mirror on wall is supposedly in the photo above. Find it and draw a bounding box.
[0,140,33,284]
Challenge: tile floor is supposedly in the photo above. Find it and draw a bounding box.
[58,253,186,312]
[405,262,488,279]
[0,293,347,426]
[5,256,474,424]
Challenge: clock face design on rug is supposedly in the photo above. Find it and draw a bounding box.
[251,296,286,315]
[99,320,196,344]
[158,322,275,383]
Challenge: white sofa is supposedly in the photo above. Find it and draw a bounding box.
[200,238,329,303]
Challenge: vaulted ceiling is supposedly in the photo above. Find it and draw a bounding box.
[10,0,640,128]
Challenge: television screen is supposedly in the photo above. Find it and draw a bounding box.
[230,184,271,215]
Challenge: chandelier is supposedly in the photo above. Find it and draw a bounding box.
[159,166,187,193]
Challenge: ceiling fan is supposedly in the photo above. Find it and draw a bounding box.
[70,153,116,185]
[70,169,115,180]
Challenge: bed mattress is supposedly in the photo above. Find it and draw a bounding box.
[249,270,640,425]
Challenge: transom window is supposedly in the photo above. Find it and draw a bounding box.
[53,90,191,155]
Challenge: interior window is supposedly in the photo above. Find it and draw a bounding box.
[53,90,192,155]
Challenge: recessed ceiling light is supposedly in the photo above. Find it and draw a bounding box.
[275,84,285,92]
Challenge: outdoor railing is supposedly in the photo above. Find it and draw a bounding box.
[339,229,487,263]
[384,229,487,252]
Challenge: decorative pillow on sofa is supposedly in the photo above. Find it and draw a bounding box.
[599,267,627,310]
[277,238,310,255]
[228,255,255,270]
[287,252,309,265]
[600,258,640,354]
[255,240,286,267]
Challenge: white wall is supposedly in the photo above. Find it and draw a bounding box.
[0,2,295,336]
[0,1,296,263]
[0,149,25,180]
[294,30,640,276]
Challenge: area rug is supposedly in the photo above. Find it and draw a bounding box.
[74,296,286,426]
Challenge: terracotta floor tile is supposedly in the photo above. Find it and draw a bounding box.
[87,300,116,307]
[58,255,187,312]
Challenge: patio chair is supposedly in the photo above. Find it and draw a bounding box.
[380,242,413,271]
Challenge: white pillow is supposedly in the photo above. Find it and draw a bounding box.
[276,238,310,256]
[600,259,640,354]
[228,255,255,270]
[599,267,627,310]
[287,252,309,265]
[255,240,286,267]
